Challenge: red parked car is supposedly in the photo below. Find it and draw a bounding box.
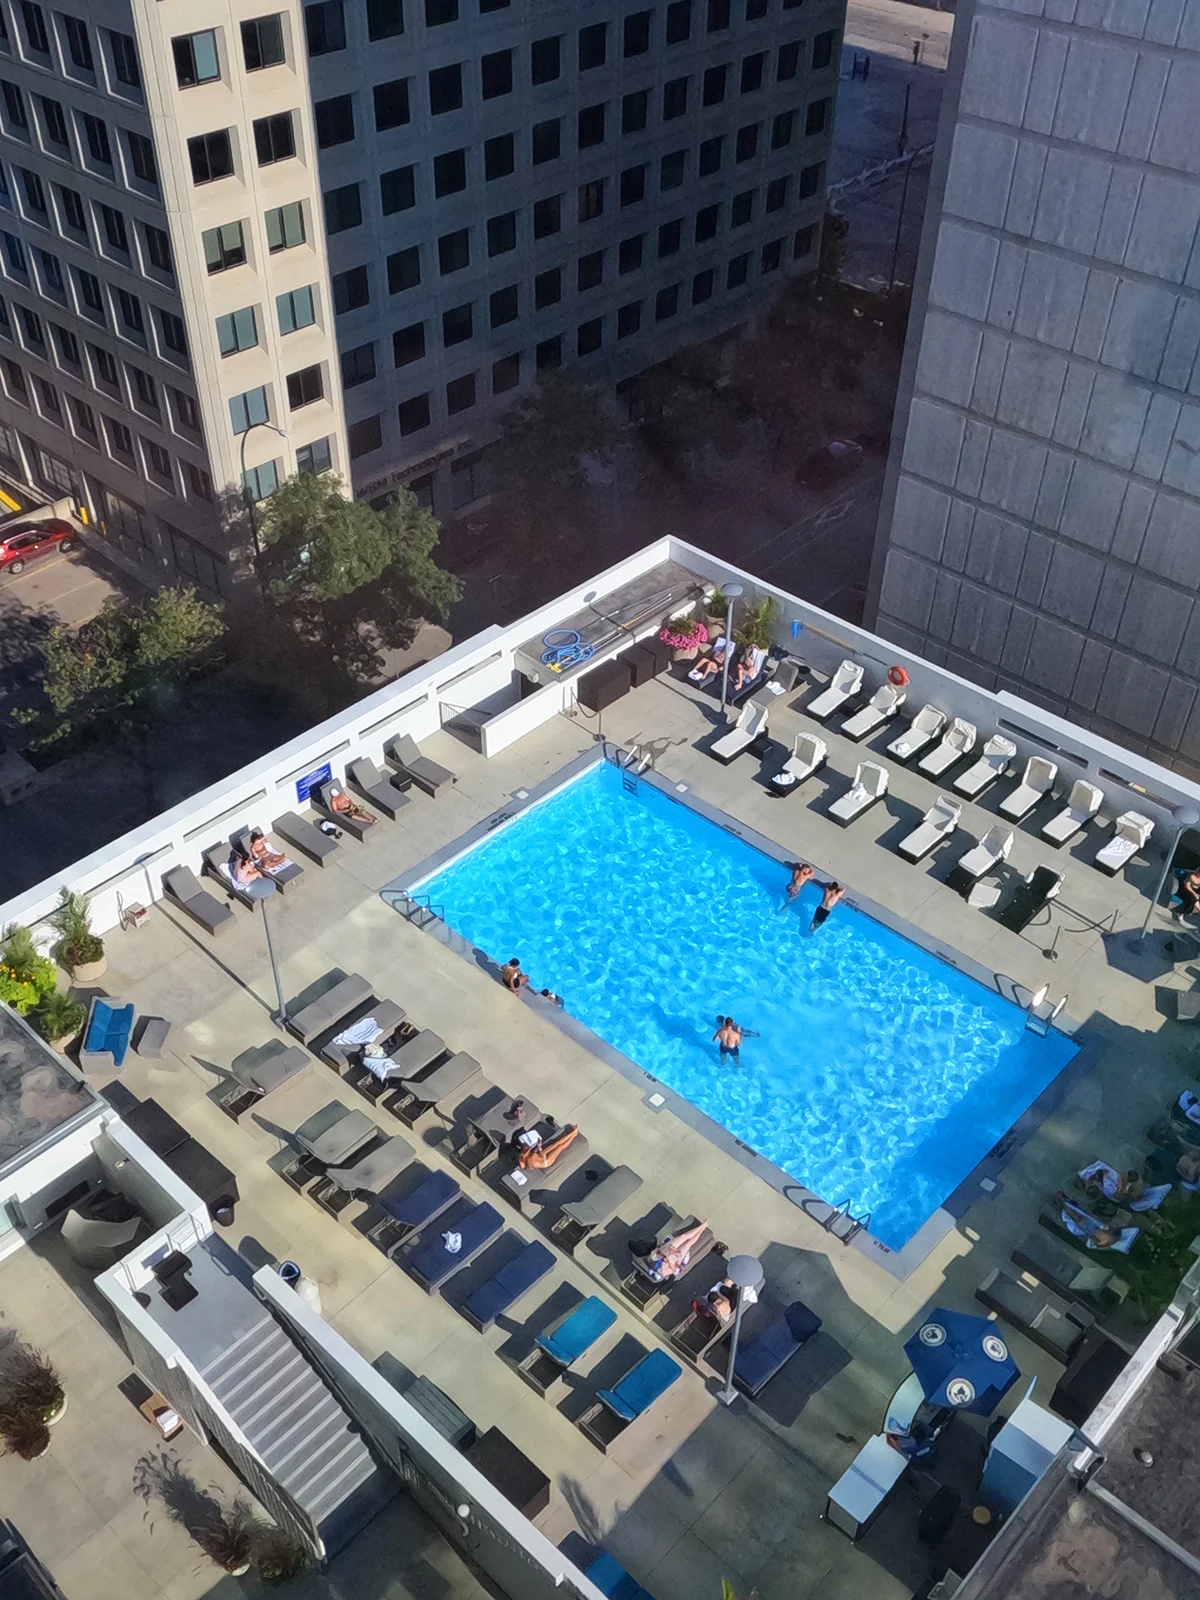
[0,519,77,574]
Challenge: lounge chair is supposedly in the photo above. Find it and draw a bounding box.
[386,1049,482,1126]
[162,865,235,935]
[725,645,769,706]
[585,1554,655,1600]
[622,1214,715,1312]
[842,682,906,741]
[324,1132,415,1197]
[321,1000,408,1072]
[997,865,1062,933]
[1038,1198,1141,1260]
[313,781,377,842]
[1041,780,1103,846]
[1011,1229,1125,1314]
[1000,756,1059,822]
[732,1300,822,1399]
[218,1043,309,1119]
[947,825,1013,894]
[286,972,374,1045]
[369,1169,461,1255]
[78,996,135,1071]
[552,1164,643,1253]
[578,1349,683,1451]
[231,829,305,891]
[451,1094,544,1174]
[406,1200,504,1293]
[347,757,410,821]
[519,1295,618,1396]
[953,734,1017,799]
[202,843,279,910]
[805,659,862,721]
[898,794,961,862]
[709,700,768,764]
[887,704,946,763]
[771,732,826,795]
[829,761,888,826]
[975,1266,1090,1363]
[273,810,340,866]
[1095,810,1154,877]
[918,717,976,779]
[687,636,732,684]
[289,1102,377,1180]
[386,733,456,796]
[499,1128,592,1215]
[460,1239,555,1331]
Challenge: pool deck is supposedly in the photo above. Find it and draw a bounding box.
[55,666,1197,1600]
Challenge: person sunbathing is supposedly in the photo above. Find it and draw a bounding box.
[688,638,732,683]
[229,852,264,887]
[732,646,766,693]
[247,829,287,872]
[1078,1160,1171,1212]
[646,1220,712,1282]
[326,784,374,825]
[1054,1191,1140,1253]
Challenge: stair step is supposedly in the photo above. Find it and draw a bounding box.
[227,1361,319,1434]
[206,1332,296,1403]
[259,1403,350,1476]
[200,1318,276,1387]
[304,1451,380,1526]
[279,1431,365,1500]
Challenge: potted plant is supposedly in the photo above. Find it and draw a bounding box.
[0,926,58,1016]
[200,1500,256,1576]
[30,991,87,1054]
[52,889,106,983]
[734,596,779,652]
[3,1345,66,1426]
[704,586,730,640]
[0,1403,50,1461]
[658,616,709,660]
[254,1526,310,1586]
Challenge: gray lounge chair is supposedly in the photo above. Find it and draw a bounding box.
[313,782,377,842]
[295,1102,377,1165]
[386,733,456,796]
[321,999,408,1072]
[163,865,235,935]
[622,1212,715,1313]
[231,828,306,891]
[499,1128,592,1216]
[976,1265,1091,1362]
[347,757,410,821]
[387,1051,483,1126]
[451,1094,543,1174]
[219,1043,309,1119]
[287,973,374,1045]
[368,1028,447,1098]
[273,811,340,866]
[202,843,260,910]
[324,1132,416,1196]
[552,1164,643,1253]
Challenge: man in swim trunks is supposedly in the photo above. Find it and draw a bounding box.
[786,862,813,899]
[500,958,529,993]
[811,882,845,932]
[713,1017,742,1062]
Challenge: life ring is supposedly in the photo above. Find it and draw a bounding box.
[888,665,909,688]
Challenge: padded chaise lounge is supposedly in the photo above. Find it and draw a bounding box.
[829,761,888,826]
[1000,757,1059,822]
[232,828,306,890]
[322,999,408,1072]
[347,757,410,821]
[370,1168,461,1255]
[842,682,905,741]
[386,1046,480,1126]
[273,811,340,866]
[499,1128,592,1214]
[460,1239,555,1330]
[313,781,377,841]
[1042,780,1103,846]
[918,717,976,779]
[578,1349,683,1451]
[954,734,1016,800]
[386,734,456,796]
[733,1300,822,1398]
[771,731,826,795]
[287,973,374,1045]
[898,795,961,862]
[518,1295,618,1396]
[552,1164,643,1253]
[163,865,235,935]
[1095,810,1154,876]
[947,825,1013,895]
[997,865,1062,933]
[709,701,768,764]
[805,659,862,721]
[406,1200,504,1293]
[887,704,946,763]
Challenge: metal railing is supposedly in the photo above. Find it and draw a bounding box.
[398,890,445,924]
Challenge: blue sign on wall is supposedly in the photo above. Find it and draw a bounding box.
[295,762,332,804]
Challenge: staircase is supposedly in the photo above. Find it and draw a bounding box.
[201,1313,390,1553]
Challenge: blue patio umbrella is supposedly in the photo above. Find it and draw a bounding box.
[903,1309,1020,1416]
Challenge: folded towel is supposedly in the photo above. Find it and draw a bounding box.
[333,1016,383,1048]
[362,1054,399,1082]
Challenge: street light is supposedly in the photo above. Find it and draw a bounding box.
[245,876,287,1028]
[239,421,287,557]
[1132,804,1200,949]
[716,1252,763,1407]
[718,583,745,720]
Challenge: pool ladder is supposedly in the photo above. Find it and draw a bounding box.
[397,890,445,929]
[1024,988,1068,1035]
[801,1195,871,1244]
[619,744,652,793]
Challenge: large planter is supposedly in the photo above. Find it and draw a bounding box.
[673,645,700,661]
[45,1393,67,1426]
[49,1032,79,1056]
[68,956,106,983]
[704,614,727,640]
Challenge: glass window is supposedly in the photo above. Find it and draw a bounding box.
[286,364,322,408]
[746,0,767,17]
[708,0,730,29]
[534,267,560,308]
[484,133,514,179]
[52,324,79,364]
[805,99,829,136]
[624,10,651,55]
[622,90,648,134]
[578,21,606,69]
[82,113,112,165]
[666,1,692,43]
[703,64,727,105]
[19,305,42,345]
[655,283,679,320]
[490,284,517,326]
[254,111,295,164]
[297,436,332,474]
[663,77,688,119]
[367,0,404,40]
[143,438,173,485]
[487,210,516,255]
[530,35,559,84]
[578,250,603,291]
[21,3,49,54]
[19,167,45,215]
[3,230,27,273]
[62,12,92,67]
[533,193,560,237]
[36,376,61,420]
[578,178,604,222]
[578,103,606,149]
[374,79,410,130]
[536,335,561,370]
[173,30,220,88]
[126,131,158,185]
[428,63,462,114]
[425,0,457,21]
[188,130,233,185]
[492,353,519,392]
[333,264,370,311]
[242,459,279,500]
[618,234,643,273]
[315,95,354,146]
[692,267,714,303]
[741,50,764,92]
[88,343,118,385]
[277,285,315,333]
[761,236,782,272]
[109,30,141,86]
[765,175,788,211]
[204,220,246,273]
[340,342,376,386]
[698,135,723,175]
[398,393,429,434]
[348,416,382,457]
[216,305,257,356]
[695,203,719,241]
[100,204,128,253]
[793,223,816,259]
[661,150,686,190]
[304,1,345,55]
[658,219,682,257]
[442,303,472,345]
[617,300,641,338]
[380,166,415,214]
[798,161,822,199]
[104,414,134,457]
[1,81,27,130]
[171,389,201,431]
[242,15,285,69]
[266,201,305,251]
[38,95,67,145]
[387,246,420,291]
[131,366,158,410]
[229,385,269,433]
[393,321,425,365]
[158,309,189,356]
[70,395,96,438]
[481,48,511,98]
[438,228,469,274]
[116,288,144,337]
[727,251,749,287]
[731,188,753,226]
[621,165,646,206]
[813,28,838,68]
[532,118,559,164]
[777,40,800,80]
[57,186,86,233]
[183,460,212,498]
[446,373,474,414]
[434,149,466,197]
[2,356,26,401]
[736,122,758,160]
[324,182,362,233]
[450,454,480,508]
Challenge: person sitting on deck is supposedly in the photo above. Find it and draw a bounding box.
[247,829,287,872]
[688,637,733,683]
[732,645,767,693]
[500,958,529,993]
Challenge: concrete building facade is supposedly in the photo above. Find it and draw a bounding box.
[0,0,841,593]
[868,0,1200,777]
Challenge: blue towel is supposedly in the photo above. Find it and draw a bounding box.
[382,1170,459,1228]
[463,1240,554,1328]
[598,1349,682,1422]
[538,1296,617,1367]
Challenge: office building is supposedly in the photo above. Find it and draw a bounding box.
[868,0,1200,777]
[0,0,841,593]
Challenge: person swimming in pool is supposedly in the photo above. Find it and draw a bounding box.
[713,1017,742,1063]
[811,882,845,932]
[786,862,813,899]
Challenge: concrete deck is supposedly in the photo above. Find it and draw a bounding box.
[26,666,1198,1600]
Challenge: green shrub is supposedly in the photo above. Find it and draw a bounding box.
[30,991,86,1043]
[51,889,104,970]
[0,926,58,1015]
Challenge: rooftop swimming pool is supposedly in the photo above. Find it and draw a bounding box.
[417,761,1078,1250]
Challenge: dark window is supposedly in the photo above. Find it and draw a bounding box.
[487,210,516,255]
[746,0,767,16]
[532,118,560,163]
[617,300,641,338]
[83,114,112,164]
[20,2,48,53]
[254,112,295,163]
[695,203,718,241]
[731,188,753,225]
[620,165,645,206]
[3,232,27,275]
[798,161,822,198]
[324,182,362,233]
[242,15,285,69]
[534,267,560,308]
[533,193,560,237]
[765,175,787,210]
[380,166,415,213]
[127,131,157,184]
[698,135,723,175]
[53,324,79,364]
[692,267,714,302]
[578,179,604,222]
[305,1,345,55]
[490,285,517,326]
[666,0,692,42]
[297,437,332,474]
[624,10,650,55]
[57,186,86,233]
[727,251,749,286]
[777,40,800,80]
[438,228,469,273]
[333,264,370,311]
[736,122,758,160]
[106,416,134,456]
[655,284,679,320]
[70,395,96,436]
[742,53,767,96]
[100,204,127,251]
[89,343,117,384]
[531,35,560,83]
[492,353,519,392]
[578,22,606,68]
[62,12,91,66]
[375,79,410,130]
[393,320,426,363]
[77,269,103,314]
[708,0,730,29]
[20,169,45,215]
[398,393,429,433]
[349,415,382,456]
[188,131,233,185]
[116,288,144,336]
[481,48,511,97]
[266,201,305,250]
[39,95,67,145]
[536,335,561,370]
[578,250,604,290]
[577,317,602,355]
[578,103,606,149]
[442,302,472,344]
[812,28,837,69]
[661,150,686,189]
[19,306,41,344]
[1,81,27,130]
[481,0,509,10]
[622,90,648,133]
[663,77,688,119]
[618,234,643,272]
[805,98,828,136]
[429,63,462,114]
[793,223,816,259]
[658,219,682,256]
[387,246,420,291]
[2,357,26,401]
[484,132,514,179]
[367,0,405,40]
[172,30,219,87]
[425,0,456,20]
[703,64,727,105]
[341,342,376,385]
[314,95,354,147]
[761,236,782,271]
[446,373,475,414]
[434,149,466,196]
[160,310,188,357]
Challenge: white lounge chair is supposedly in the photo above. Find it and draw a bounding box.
[842,682,906,742]
[1095,810,1154,876]
[806,659,862,721]
[953,734,1017,799]
[829,761,888,826]
[775,731,826,789]
[919,717,976,779]
[709,700,768,764]
[899,794,962,862]
[1000,756,1059,822]
[887,705,946,763]
[1042,779,1103,846]
[953,824,1014,886]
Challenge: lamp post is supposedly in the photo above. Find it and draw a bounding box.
[239,421,287,557]
[1132,804,1200,949]
[716,1252,762,1407]
[718,583,744,720]
[245,877,287,1027]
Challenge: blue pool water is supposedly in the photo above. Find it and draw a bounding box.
[419,763,1078,1249]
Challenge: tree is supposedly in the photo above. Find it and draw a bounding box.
[490,370,621,500]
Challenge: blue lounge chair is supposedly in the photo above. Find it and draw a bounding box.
[519,1294,618,1396]
[378,1170,460,1249]
[461,1240,555,1331]
[406,1201,503,1294]
[586,1553,656,1600]
[580,1349,682,1449]
[78,997,136,1071]
[733,1301,822,1398]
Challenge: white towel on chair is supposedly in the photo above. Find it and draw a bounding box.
[333,1015,383,1048]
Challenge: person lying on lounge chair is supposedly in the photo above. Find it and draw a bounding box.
[247,829,287,872]
[689,638,733,683]
[642,1220,717,1283]
[1054,1191,1140,1253]
[327,784,375,825]
[229,852,264,887]
[1179,869,1200,917]
[732,646,767,693]
[1079,1160,1171,1212]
